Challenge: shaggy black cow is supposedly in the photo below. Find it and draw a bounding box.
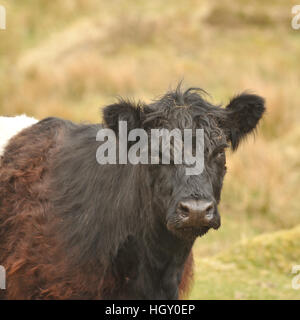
[0,87,265,299]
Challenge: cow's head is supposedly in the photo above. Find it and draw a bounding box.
[103,87,265,241]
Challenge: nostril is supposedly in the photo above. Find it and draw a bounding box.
[179,202,190,213]
[205,211,214,221]
[204,203,215,220]
[205,204,214,213]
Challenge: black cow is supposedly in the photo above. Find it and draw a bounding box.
[0,86,265,299]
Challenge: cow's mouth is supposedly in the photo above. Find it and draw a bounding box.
[167,222,211,240]
[179,225,211,237]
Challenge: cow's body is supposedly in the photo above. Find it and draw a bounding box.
[0,87,265,299]
[0,117,193,299]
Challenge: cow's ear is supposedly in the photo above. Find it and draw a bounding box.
[221,94,265,150]
[102,100,142,134]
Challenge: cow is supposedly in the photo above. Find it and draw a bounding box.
[0,86,265,299]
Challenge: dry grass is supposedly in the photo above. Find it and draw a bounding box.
[0,0,299,299]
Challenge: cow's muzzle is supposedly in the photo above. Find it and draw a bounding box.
[176,199,221,230]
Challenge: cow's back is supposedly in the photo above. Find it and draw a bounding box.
[0,117,72,299]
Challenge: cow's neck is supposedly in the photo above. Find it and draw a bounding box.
[139,219,194,299]
[110,216,193,299]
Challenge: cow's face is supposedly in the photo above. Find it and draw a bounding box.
[103,87,265,241]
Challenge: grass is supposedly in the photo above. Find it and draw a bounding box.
[191,225,300,299]
[0,0,299,299]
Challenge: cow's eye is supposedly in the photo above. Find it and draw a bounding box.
[216,150,225,159]
[215,151,226,166]
[209,143,228,162]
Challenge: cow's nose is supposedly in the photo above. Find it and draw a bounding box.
[178,200,220,229]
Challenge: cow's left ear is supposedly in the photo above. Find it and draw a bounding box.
[221,93,265,150]
[102,100,142,135]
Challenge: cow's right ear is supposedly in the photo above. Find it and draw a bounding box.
[102,100,142,135]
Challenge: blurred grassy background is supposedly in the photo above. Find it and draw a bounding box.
[0,0,299,299]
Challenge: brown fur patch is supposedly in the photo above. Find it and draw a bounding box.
[179,251,194,299]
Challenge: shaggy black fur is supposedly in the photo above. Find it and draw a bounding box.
[0,86,265,299]
[48,86,265,299]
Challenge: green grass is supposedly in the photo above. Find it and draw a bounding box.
[191,225,300,299]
